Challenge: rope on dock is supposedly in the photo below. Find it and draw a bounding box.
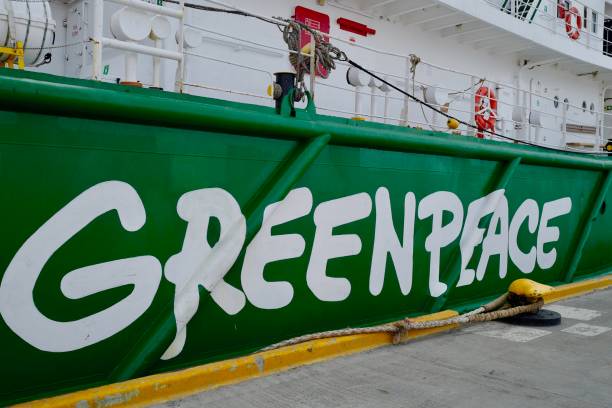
[260,294,543,352]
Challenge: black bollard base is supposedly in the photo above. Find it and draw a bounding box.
[501,309,562,327]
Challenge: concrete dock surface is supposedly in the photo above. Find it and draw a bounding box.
[158,287,612,408]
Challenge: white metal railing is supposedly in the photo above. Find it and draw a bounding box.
[486,0,612,57]
[87,0,612,153]
[181,10,609,113]
[100,0,608,124]
[182,45,605,149]
[91,0,185,90]
[192,0,612,149]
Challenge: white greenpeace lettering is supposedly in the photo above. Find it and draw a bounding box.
[0,181,162,352]
[242,187,313,309]
[307,192,372,301]
[509,199,539,273]
[0,179,576,357]
[370,187,415,296]
[477,194,509,280]
[418,191,463,297]
[537,197,572,269]
[162,188,246,360]
[458,190,505,287]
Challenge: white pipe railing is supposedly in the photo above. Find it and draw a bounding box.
[92,0,104,81]
[485,0,610,55]
[193,53,600,140]
[91,0,185,85]
[88,0,610,151]
[181,22,606,143]
[111,0,183,18]
[317,104,598,153]
[186,0,611,118]
[184,81,273,100]
[184,51,274,83]
[176,0,185,92]
[101,38,182,60]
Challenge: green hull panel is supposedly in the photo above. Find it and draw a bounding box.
[0,70,610,405]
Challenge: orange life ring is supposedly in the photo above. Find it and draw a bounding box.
[565,6,582,41]
[474,86,497,139]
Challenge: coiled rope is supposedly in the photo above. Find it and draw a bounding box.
[260,294,543,352]
[277,17,347,84]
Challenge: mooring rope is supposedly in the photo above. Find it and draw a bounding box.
[260,295,543,352]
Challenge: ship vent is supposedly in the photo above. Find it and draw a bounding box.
[565,124,597,134]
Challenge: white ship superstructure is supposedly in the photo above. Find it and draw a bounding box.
[7,0,612,152]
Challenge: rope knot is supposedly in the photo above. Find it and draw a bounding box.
[391,319,412,344]
[409,54,421,76]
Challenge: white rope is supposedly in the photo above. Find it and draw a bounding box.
[260,296,542,352]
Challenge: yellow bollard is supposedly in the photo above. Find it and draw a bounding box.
[508,279,554,304]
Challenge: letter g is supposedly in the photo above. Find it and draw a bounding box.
[0,181,162,352]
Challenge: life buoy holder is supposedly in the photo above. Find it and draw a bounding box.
[557,3,566,19]
[565,6,582,41]
[474,86,497,139]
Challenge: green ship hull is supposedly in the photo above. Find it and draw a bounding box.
[0,69,611,405]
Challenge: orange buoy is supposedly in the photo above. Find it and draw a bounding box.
[474,86,497,138]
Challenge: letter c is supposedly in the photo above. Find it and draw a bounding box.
[509,199,539,274]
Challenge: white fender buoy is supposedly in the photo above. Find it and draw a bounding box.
[379,76,392,124]
[150,15,171,41]
[424,86,449,106]
[111,7,151,42]
[346,66,366,87]
[378,81,391,93]
[176,28,202,49]
[150,15,171,89]
[368,76,382,89]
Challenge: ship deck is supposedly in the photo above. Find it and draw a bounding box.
[157,287,612,408]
